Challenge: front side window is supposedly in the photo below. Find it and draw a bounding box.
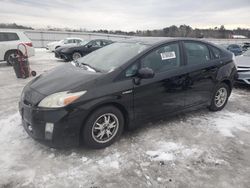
[184,42,210,65]
[125,63,139,77]
[140,43,180,73]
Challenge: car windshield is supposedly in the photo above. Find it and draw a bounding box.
[243,50,250,57]
[76,42,149,72]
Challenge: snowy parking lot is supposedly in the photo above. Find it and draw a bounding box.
[0,49,250,188]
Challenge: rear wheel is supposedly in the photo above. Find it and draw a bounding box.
[82,106,124,149]
[209,83,230,111]
[72,52,82,61]
[5,51,17,66]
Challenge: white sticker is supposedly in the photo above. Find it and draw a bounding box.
[160,51,176,60]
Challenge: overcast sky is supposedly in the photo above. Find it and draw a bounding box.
[1,0,250,31]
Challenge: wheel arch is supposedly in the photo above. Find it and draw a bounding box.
[79,102,130,143]
[4,49,21,61]
[221,79,232,95]
[72,50,83,55]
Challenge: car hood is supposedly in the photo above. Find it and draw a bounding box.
[56,45,76,52]
[29,63,102,96]
[235,56,250,67]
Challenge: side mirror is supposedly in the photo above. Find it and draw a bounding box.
[87,44,92,48]
[137,67,155,79]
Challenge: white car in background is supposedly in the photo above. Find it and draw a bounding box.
[0,30,35,65]
[235,49,250,85]
[46,37,83,52]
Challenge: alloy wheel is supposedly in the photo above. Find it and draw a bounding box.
[91,113,119,144]
[72,52,81,60]
[214,87,228,108]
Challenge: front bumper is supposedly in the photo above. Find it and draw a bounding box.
[19,101,85,148]
[55,51,70,60]
[236,70,250,85]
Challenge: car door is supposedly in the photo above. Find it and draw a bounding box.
[131,42,187,121]
[182,41,219,107]
[84,40,100,53]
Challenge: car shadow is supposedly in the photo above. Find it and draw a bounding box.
[50,108,209,156]
[234,83,250,91]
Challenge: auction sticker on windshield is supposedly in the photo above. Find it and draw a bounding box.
[160,51,176,60]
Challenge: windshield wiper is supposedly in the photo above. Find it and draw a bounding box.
[73,60,102,72]
[75,61,101,73]
[82,63,102,72]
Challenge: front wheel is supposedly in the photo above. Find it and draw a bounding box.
[82,106,124,149]
[209,83,230,111]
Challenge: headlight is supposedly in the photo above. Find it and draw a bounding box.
[38,91,87,108]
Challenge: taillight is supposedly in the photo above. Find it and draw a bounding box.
[25,42,33,47]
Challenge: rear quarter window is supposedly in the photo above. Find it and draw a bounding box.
[0,32,19,42]
[184,42,211,65]
[210,46,223,59]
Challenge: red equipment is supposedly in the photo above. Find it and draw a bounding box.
[13,43,36,79]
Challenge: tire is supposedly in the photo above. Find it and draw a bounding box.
[5,51,17,66]
[209,83,230,111]
[82,106,124,149]
[72,52,82,61]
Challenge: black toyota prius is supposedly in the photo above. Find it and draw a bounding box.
[19,37,237,149]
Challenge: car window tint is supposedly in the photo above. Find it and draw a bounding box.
[68,39,74,43]
[7,33,19,41]
[184,42,210,65]
[94,40,103,47]
[0,32,19,41]
[0,33,7,41]
[125,63,139,77]
[141,43,180,73]
[210,46,222,59]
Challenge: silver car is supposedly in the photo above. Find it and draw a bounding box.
[235,49,250,85]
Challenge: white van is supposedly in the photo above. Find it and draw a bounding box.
[0,30,35,65]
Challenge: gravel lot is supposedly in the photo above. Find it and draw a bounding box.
[0,49,250,188]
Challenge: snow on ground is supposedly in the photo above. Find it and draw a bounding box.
[0,49,250,188]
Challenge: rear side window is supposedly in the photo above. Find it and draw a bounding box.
[184,42,210,65]
[68,39,75,43]
[75,39,81,43]
[0,32,19,42]
[141,43,180,73]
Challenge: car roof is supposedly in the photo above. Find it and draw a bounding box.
[119,37,209,46]
[65,37,83,40]
[0,29,24,34]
